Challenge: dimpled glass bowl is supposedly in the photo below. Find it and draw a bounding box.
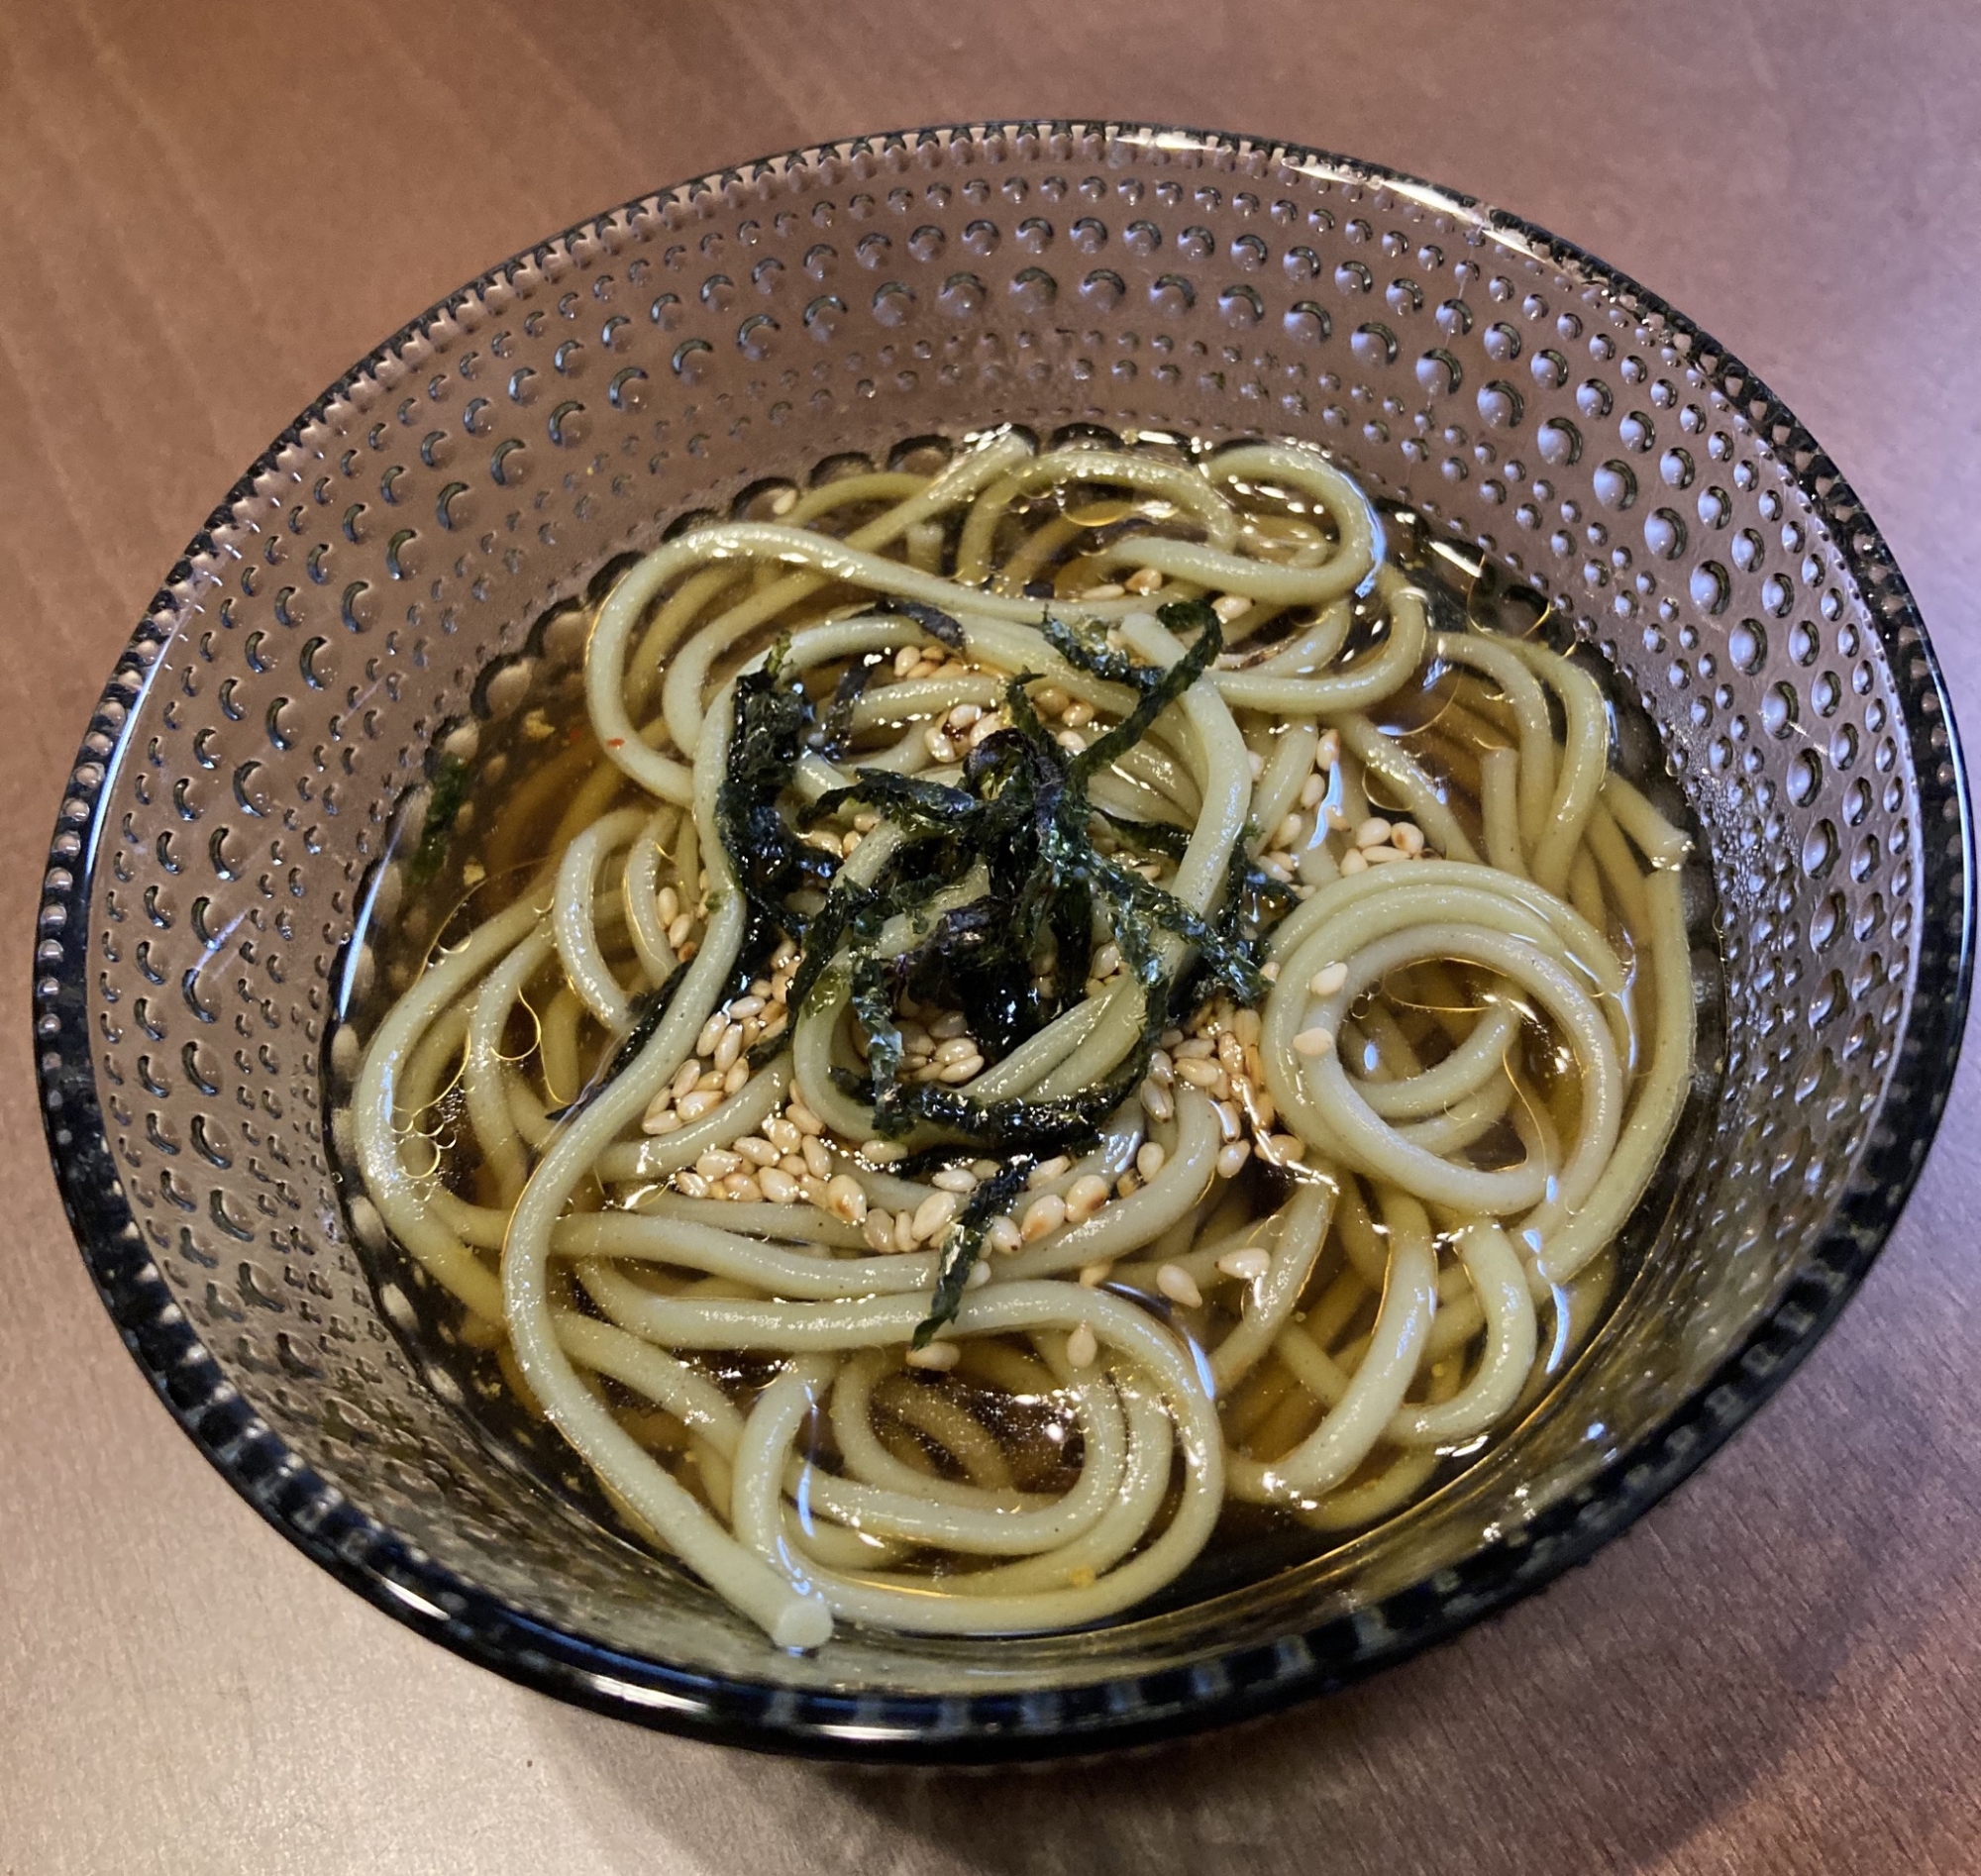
[35,123,1971,1762]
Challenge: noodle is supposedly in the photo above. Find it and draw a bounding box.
[344,431,1700,1650]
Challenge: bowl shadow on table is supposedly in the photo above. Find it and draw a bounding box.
[529,1296,1955,1876]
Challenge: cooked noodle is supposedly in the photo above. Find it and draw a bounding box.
[345,432,1697,1650]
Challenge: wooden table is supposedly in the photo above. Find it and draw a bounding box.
[4,3,1976,1869]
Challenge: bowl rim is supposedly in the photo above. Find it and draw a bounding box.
[32,117,1975,1764]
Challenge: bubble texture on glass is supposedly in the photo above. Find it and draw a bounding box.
[34,121,1972,1763]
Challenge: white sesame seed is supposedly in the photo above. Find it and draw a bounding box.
[1217,1247,1274,1284]
[930,1009,970,1041]
[1354,817,1394,850]
[1114,1172,1140,1199]
[863,1209,895,1251]
[937,1053,985,1084]
[1125,566,1165,594]
[932,1166,979,1193]
[1055,728,1088,753]
[967,1261,991,1288]
[649,1109,682,1135]
[696,1012,730,1058]
[947,702,983,731]
[894,645,919,677]
[782,1154,808,1179]
[1212,594,1253,624]
[1393,822,1425,856]
[933,1036,980,1066]
[1026,1156,1072,1189]
[862,1138,906,1163]
[1067,1323,1098,1369]
[1212,1100,1243,1143]
[1364,843,1406,864]
[695,1149,743,1181]
[1175,1057,1223,1090]
[986,1216,1023,1254]
[758,1168,799,1205]
[675,1171,711,1199]
[722,1061,750,1094]
[1215,1141,1252,1179]
[733,1135,780,1167]
[1274,811,1306,849]
[712,1025,745,1073]
[1157,1263,1204,1308]
[657,886,681,925]
[1317,728,1341,769]
[1078,1261,1112,1288]
[1139,1076,1175,1122]
[1246,749,1265,781]
[1064,1174,1110,1223]
[787,1099,823,1136]
[905,1342,960,1371]
[676,1089,723,1121]
[672,1060,701,1100]
[1310,962,1350,997]
[1020,1193,1068,1241]
[893,1208,919,1253]
[1267,1132,1308,1164]
[1136,1141,1167,1182]
[801,1136,833,1180]
[1299,773,1326,810]
[925,726,959,763]
[1340,848,1370,875]
[1293,1026,1336,1058]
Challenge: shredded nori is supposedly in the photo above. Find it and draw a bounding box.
[705,596,1301,1339]
[913,1158,1038,1349]
[407,753,473,889]
[542,960,693,1123]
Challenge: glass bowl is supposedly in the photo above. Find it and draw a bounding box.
[35,121,1972,1763]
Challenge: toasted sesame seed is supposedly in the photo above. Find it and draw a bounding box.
[1067,1323,1098,1369]
[1317,728,1341,769]
[823,1174,868,1224]
[893,1208,919,1253]
[1216,1031,1246,1075]
[1393,821,1425,856]
[1263,960,1282,981]
[1293,1026,1336,1058]
[787,1100,823,1136]
[801,1136,833,1181]
[1114,1172,1140,1199]
[1125,566,1165,594]
[1217,1247,1274,1284]
[1078,1261,1112,1288]
[696,1012,730,1058]
[722,1061,750,1094]
[676,1089,724,1121]
[904,1342,960,1371]
[1064,1174,1110,1223]
[933,1036,980,1066]
[863,1209,895,1251]
[1034,684,1070,714]
[1175,1057,1223,1090]
[648,1109,682,1135]
[1157,1263,1204,1308]
[912,1191,960,1242]
[781,1154,808,1178]
[1139,1077,1175,1122]
[1212,594,1253,624]
[676,1171,711,1199]
[733,1135,780,1167]
[925,726,959,763]
[1020,1193,1068,1241]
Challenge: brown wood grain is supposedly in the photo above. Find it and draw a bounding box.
[2,2,1977,1870]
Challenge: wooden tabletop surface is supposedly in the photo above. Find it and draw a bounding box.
[4,3,1977,1870]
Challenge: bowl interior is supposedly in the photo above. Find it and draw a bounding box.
[38,122,1970,1756]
